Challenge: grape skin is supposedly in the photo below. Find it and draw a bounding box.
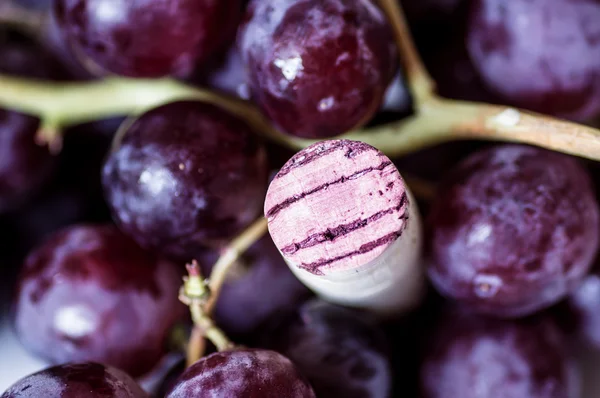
[420,309,580,398]
[262,300,392,398]
[13,224,186,377]
[467,0,600,120]
[1,362,148,398]
[238,0,397,139]
[166,349,316,398]
[52,0,242,77]
[427,145,600,317]
[102,101,268,260]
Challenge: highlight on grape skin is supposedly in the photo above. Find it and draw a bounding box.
[427,145,600,318]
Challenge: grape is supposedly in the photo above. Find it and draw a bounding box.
[466,0,600,120]
[427,145,599,318]
[166,348,316,397]
[261,300,392,398]
[0,32,62,213]
[238,0,397,139]
[102,101,268,260]
[1,362,148,398]
[201,235,311,338]
[13,224,186,377]
[52,0,242,78]
[420,308,579,398]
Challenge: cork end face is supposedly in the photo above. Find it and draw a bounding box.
[265,140,409,276]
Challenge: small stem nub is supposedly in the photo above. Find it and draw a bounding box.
[179,261,233,364]
[182,260,210,301]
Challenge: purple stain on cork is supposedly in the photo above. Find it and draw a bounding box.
[265,140,410,275]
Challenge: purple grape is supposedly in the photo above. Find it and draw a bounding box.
[467,0,600,120]
[166,348,316,397]
[0,32,62,213]
[52,0,242,77]
[102,101,268,260]
[261,300,391,398]
[13,224,186,377]
[420,308,579,398]
[200,235,311,338]
[427,145,600,318]
[238,0,397,138]
[1,362,148,398]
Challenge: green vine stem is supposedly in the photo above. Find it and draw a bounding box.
[1,75,600,161]
[178,217,268,366]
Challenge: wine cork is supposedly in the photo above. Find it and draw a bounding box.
[265,140,424,316]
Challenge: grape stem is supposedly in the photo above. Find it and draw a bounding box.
[179,261,234,365]
[178,218,269,365]
[205,217,269,313]
[1,74,600,161]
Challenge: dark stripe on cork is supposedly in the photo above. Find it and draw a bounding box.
[299,230,405,275]
[281,192,408,255]
[275,140,379,179]
[266,160,394,219]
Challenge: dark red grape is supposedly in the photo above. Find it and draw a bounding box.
[166,348,316,397]
[52,0,242,78]
[261,300,391,398]
[466,0,600,120]
[420,308,579,398]
[200,235,311,338]
[102,101,268,260]
[1,362,148,398]
[427,145,599,318]
[238,0,397,138]
[13,224,186,377]
[0,32,61,213]
[563,267,600,349]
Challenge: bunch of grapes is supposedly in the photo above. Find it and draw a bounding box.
[1,0,600,397]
